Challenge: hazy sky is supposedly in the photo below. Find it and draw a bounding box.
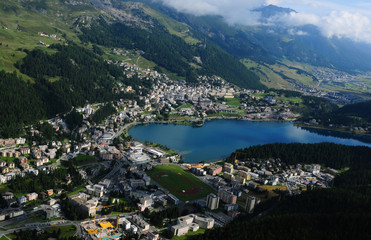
[157,0,371,44]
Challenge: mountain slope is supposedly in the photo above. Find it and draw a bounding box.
[79,1,265,89]
[140,0,371,73]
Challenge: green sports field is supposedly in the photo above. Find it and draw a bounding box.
[147,165,215,201]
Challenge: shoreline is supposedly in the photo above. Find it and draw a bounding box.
[124,116,371,137]
[122,117,371,164]
[294,122,371,137]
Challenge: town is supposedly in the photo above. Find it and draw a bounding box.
[0,65,339,240]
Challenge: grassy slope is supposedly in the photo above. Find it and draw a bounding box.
[147,165,215,201]
[143,6,200,45]
[242,59,294,90]
[0,1,95,73]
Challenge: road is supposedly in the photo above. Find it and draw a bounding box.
[112,121,138,140]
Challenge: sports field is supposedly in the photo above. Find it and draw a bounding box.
[147,165,215,201]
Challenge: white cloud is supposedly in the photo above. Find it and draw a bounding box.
[288,29,309,36]
[156,0,371,44]
[156,0,266,25]
[274,10,371,43]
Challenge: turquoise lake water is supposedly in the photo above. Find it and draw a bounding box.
[128,120,371,163]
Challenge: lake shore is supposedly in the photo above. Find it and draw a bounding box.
[128,119,371,163]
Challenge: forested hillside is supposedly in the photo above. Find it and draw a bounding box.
[0,43,146,137]
[227,142,371,170]
[198,143,371,240]
[195,187,371,240]
[79,17,263,89]
[300,100,371,127]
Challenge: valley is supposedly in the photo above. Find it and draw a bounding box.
[0,1,371,240]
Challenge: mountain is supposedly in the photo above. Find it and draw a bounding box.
[0,0,266,137]
[141,0,371,73]
[0,0,264,88]
[254,4,296,19]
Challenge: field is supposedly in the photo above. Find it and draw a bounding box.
[45,225,77,239]
[147,165,215,201]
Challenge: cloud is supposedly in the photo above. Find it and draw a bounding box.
[275,11,371,43]
[155,0,371,44]
[156,0,266,25]
[288,29,309,36]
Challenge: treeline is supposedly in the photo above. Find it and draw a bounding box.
[16,44,121,116]
[0,71,45,137]
[194,187,371,240]
[228,142,371,170]
[91,103,117,124]
[302,100,371,127]
[80,18,194,79]
[293,95,339,117]
[80,18,264,89]
[197,43,262,89]
[0,43,148,138]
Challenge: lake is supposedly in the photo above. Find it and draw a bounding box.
[128,120,371,163]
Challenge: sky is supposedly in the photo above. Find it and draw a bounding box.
[156,0,371,44]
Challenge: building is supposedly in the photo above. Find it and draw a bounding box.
[172,223,189,236]
[44,206,58,219]
[47,189,53,196]
[119,218,131,230]
[206,193,219,210]
[19,147,31,155]
[86,184,104,198]
[178,215,194,225]
[1,192,13,200]
[129,179,146,188]
[138,196,153,210]
[238,170,252,180]
[48,198,57,206]
[173,214,214,236]
[35,159,43,167]
[143,148,165,158]
[18,156,28,164]
[17,196,27,204]
[225,204,239,212]
[218,188,237,204]
[245,196,257,214]
[132,214,150,231]
[168,194,179,205]
[147,231,159,240]
[223,172,235,181]
[26,192,38,201]
[304,164,321,174]
[194,215,214,229]
[235,175,246,185]
[223,163,234,174]
[68,193,98,217]
[209,166,222,176]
